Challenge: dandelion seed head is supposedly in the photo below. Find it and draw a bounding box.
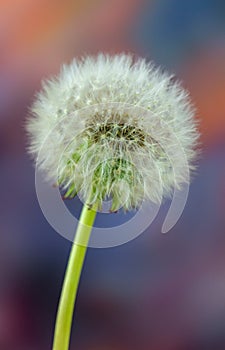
[26,53,199,211]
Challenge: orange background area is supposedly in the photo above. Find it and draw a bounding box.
[184,47,225,143]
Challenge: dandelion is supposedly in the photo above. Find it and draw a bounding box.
[26,53,199,350]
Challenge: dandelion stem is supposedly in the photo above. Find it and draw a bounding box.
[52,202,97,350]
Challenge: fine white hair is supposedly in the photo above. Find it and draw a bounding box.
[26,53,199,211]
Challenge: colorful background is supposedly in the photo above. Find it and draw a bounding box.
[1,0,225,349]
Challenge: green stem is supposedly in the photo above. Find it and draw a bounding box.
[52,202,97,350]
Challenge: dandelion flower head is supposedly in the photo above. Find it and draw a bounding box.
[27,54,199,211]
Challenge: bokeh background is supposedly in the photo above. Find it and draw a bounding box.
[1,0,225,349]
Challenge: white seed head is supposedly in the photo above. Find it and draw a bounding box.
[26,53,199,211]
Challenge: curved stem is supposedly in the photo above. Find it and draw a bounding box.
[52,202,97,350]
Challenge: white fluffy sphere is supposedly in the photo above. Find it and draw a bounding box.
[27,54,199,211]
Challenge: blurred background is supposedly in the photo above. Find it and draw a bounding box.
[1,0,225,349]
